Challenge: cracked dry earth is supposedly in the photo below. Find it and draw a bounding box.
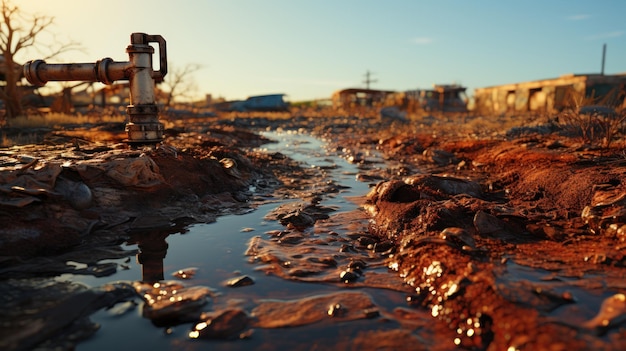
[1,114,626,350]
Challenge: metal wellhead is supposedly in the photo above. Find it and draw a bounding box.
[23,32,168,146]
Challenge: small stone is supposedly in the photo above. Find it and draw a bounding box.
[473,211,506,236]
[226,275,255,288]
[583,293,626,331]
[219,158,241,179]
[363,308,380,318]
[406,294,427,307]
[339,244,356,253]
[328,303,343,317]
[373,240,394,253]
[347,259,367,272]
[357,236,376,248]
[172,267,198,280]
[239,329,254,339]
[279,210,315,230]
[189,308,249,339]
[440,227,476,249]
[340,270,358,283]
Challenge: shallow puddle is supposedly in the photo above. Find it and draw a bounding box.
[71,130,413,350]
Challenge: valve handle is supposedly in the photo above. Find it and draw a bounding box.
[145,34,167,82]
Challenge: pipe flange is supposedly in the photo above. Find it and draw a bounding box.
[95,57,115,85]
[126,44,155,55]
[125,122,164,132]
[23,60,47,86]
[125,122,164,144]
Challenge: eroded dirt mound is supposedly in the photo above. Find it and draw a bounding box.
[360,128,626,350]
[0,127,285,262]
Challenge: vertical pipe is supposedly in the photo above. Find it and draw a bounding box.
[127,46,156,105]
[124,33,163,144]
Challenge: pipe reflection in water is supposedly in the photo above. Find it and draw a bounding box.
[125,215,195,282]
[127,225,187,283]
[132,231,168,283]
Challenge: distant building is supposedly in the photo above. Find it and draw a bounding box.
[332,85,469,116]
[215,94,289,112]
[242,94,289,111]
[400,84,468,113]
[473,73,626,116]
[331,88,394,112]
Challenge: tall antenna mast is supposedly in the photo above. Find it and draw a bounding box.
[363,70,377,89]
[601,43,606,75]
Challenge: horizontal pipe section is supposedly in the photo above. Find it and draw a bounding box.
[23,59,131,86]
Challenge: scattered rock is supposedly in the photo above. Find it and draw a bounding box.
[583,293,626,334]
[225,275,255,288]
[339,270,359,283]
[251,291,378,328]
[133,281,213,325]
[172,267,198,280]
[473,211,506,236]
[189,308,249,339]
[423,148,458,166]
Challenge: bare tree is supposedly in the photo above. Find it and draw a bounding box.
[0,0,80,118]
[161,63,202,108]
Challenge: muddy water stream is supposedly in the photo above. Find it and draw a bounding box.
[72,130,408,350]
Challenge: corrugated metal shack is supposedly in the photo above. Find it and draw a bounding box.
[400,84,468,113]
[332,86,468,116]
[473,73,626,116]
[332,88,395,113]
[215,94,290,112]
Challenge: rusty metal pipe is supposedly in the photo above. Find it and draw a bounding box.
[23,59,131,86]
[23,32,168,146]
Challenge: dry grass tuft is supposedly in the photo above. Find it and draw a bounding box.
[1,112,126,147]
[4,112,125,128]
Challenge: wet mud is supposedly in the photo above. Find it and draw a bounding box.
[1,114,626,350]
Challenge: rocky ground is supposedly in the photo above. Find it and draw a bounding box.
[1,111,625,350]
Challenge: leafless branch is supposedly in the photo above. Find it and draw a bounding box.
[0,0,83,117]
[162,63,203,107]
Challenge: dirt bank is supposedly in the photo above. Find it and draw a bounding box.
[313,114,626,350]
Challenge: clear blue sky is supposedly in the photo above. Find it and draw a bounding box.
[18,0,626,102]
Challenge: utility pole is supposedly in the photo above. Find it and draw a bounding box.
[363,70,377,89]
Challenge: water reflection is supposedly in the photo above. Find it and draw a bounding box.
[78,130,391,350]
[128,231,169,283]
[126,222,190,283]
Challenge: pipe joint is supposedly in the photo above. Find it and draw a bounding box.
[95,57,115,85]
[23,59,47,86]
